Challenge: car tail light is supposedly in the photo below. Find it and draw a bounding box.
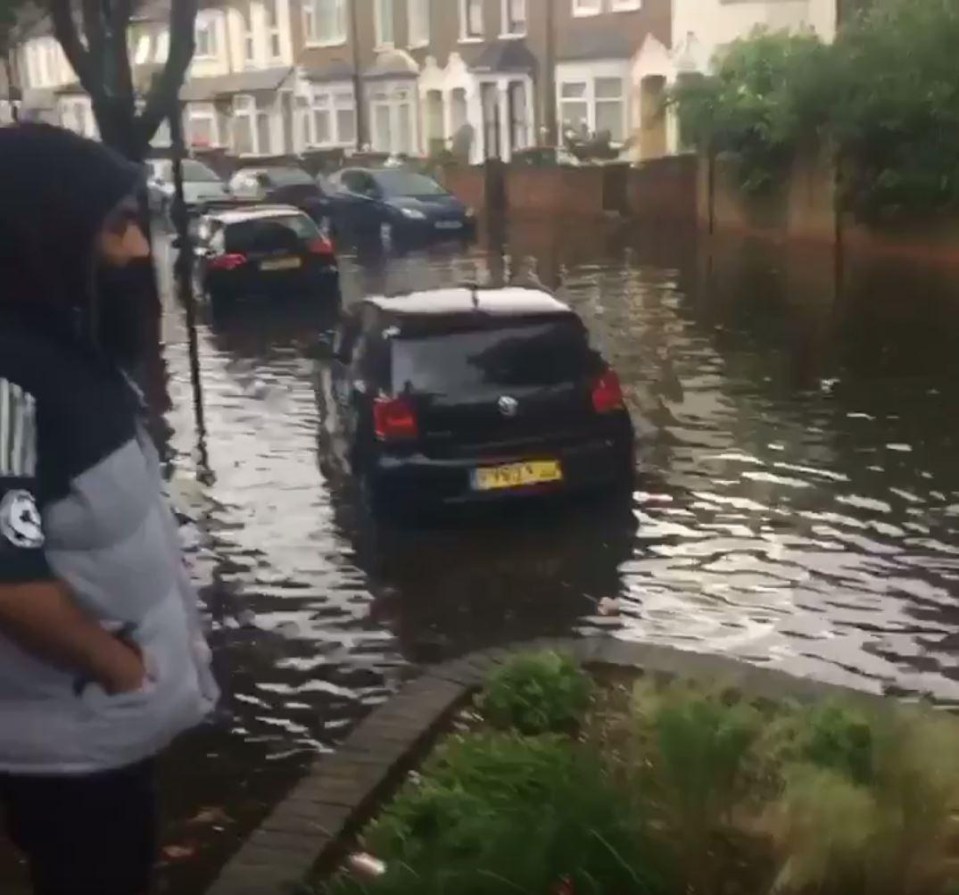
[373,396,418,441]
[592,369,625,414]
[209,253,246,271]
[308,236,335,257]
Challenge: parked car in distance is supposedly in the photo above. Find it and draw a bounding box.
[146,158,230,221]
[228,166,333,228]
[325,168,475,249]
[187,204,339,310]
[316,286,634,512]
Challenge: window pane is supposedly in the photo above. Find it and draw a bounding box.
[595,77,623,100]
[595,100,623,141]
[377,0,394,44]
[561,82,586,99]
[257,110,271,154]
[467,0,483,35]
[560,100,588,132]
[189,117,215,147]
[313,108,331,144]
[397,102,412,154]
[507,0,526,31]
[373,104,391,151]
[336,107,356,145]
[234,117,253,154]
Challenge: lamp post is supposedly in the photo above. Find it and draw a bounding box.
[348,0,366,150]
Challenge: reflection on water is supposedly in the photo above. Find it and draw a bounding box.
[7,221,959,893]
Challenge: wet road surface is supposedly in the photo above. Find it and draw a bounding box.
[7,220,959,892]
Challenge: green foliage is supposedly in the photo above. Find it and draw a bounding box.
[329,732,670,895]
[320,674,959,895]
[829,0,959,221]
[672,30,835,195]
[770,702,959,895]
[480,651,593,735]
[673,0,959,220]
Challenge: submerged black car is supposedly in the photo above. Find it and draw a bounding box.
[317,286,634,510]
[325,168,476,248]
[189,204,339,309]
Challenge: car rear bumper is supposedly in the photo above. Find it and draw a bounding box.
[207,264,339,302]
[369,433,634,506]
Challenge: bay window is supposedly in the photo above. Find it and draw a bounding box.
[558,72,627,143]
[309,86,356,147]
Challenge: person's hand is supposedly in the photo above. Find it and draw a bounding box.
[96,638,146,695]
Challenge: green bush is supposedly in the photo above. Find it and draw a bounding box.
[672,30,835,195]
[329,732,672,895]
[673,0,959,221]
[480,651,593,735]
[770,704,959,895]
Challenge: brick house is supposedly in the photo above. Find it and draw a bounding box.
[290,0,671,163]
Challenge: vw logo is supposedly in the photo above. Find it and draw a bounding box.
[498,395,519,418]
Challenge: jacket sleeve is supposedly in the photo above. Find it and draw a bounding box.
[0,377,52,584]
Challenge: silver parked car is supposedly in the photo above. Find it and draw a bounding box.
[146,158,231,223]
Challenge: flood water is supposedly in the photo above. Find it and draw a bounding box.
[7,220,959,893]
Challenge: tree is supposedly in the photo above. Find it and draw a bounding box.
[49,0,198,161]
[0,0,28,115]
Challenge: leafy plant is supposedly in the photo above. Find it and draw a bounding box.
[631,681,765,894]
[671,30,835,195]
[480,651,593,735]
[672,0,959,221]
[331,732,672,895]
[770,703,959,895]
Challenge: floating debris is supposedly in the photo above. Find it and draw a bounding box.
[345,852,386,878]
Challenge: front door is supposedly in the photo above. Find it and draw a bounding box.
[480,82,499,160]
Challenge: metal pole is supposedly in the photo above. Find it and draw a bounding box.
[169,102,209,472]
[544,0,558,146]
[348,0,366,150]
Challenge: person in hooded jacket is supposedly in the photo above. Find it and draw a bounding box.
[0,124,219,894]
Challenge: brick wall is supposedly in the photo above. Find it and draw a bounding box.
[628,155,698,226]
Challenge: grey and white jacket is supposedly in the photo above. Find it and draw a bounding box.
[0,315,219,774]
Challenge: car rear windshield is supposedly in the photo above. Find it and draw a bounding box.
[375,171,447,198]
[391,320,597,395]
[225,214,319,252]
[264,167,315,187]
[182,160,222,183]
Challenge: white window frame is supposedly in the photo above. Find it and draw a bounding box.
[374,0,395,48]
[309,84,356,148]
[264,0,282,60]
[501,0,526,37]
[232,94,257,155]
[241,3,255,66]
[303,0,347,47]
[368,81,418,156]
[557,64,629,144]
[572,0,602,17]
[611,0,641,10]
[187,103,220,148]
[408,0,429,48]
[194,16,218,59]
[459,0,484,42]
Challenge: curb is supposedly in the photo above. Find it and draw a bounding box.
[205,636,878,894]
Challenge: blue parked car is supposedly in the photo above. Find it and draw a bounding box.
[325,167,476,249]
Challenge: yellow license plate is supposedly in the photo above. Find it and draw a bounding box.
[260,257,301,271]
[472,461,563,491]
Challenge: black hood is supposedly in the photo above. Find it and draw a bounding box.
[0,123,142,343]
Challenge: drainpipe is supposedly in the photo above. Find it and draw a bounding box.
[348,0,365,150]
